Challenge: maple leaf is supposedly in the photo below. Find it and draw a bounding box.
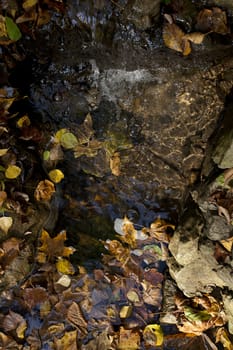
[37,229,76,262]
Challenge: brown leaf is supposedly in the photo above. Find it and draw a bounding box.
[196,7,229,34]
[2,237,21,253]
[118,327,140,350]
[34,179,55,201]
[54,330,77,350]
[110,152,121,176]
[22,287,48,309]
[163,22,185,53]
[67,302,87,331]
[224,168,233,186]
[0,191,7,207]
[184,32,206,44]
[3,310,27,339]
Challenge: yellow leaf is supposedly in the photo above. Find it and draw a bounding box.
[23,0,38,10]
[60,132,79,149]
[54,128,68,142]
[54,330,77,350]
[5,165,21,179]
[216,327,233,350]
[0,216,13,234]
[34,179,55,201]
[119,305,133,318]
[143,324,164,347]
[220,236,233,252]
[184,32,206,44]
[48,169,64,183]
[16,115,31,128]
[56,258,75,275]
[16,321,27,339]
[127,290,140,303]
[0,148,8,156]
[163,22,185,53]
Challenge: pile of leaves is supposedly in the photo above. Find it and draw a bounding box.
[0,216,231,349]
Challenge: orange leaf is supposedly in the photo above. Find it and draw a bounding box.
[34,179,55,201]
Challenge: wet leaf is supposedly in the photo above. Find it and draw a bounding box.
[54,330,77,350]
[184,306,211,322]
[5,165,21,179]
[119,305,133,318]
[184,32,205,44]
[2,237,20,252]
[22,287,48,309]
[0,191,7,207]
[163,22,189,55]
[118,327,140,350]
[55,128,68,142]
[216,328,233,350]
[196,7,228,34]
[23,0,38,10]
[48,168,64,183]
[143,324,164,347]
[220,236,233,253]
[110,151,121,176]
[0,149,8,156]
[5,16,22,41]
[37,229,76,262]
[34,179,55,201]
[141,281,162,307]
[56,258,75,275]
[16,115,30,128]
[104,239,130,263]
[67,302,87,329]
[43,150,50,161]
[0,216,13,234]
[60,132,78,149]
[114,217,137,247]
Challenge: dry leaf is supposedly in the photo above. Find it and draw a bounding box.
[0,149,8,157]
[48,169,64,183]
[220,236,233,252]
[196,7,228,34]
[5,165,21,179]
[119,305,133,318]
[0,216,13,234]
[0,191,7,207]
[216,328,233,350]
[16,115,30,128]
[163,22,186,53]
[34,179,55,201]
[56,274,71,287]
[23,0,38,10]
[67,302,87,329]
[3,310,27,339]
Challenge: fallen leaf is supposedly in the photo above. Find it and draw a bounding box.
[56,274,71,287]
[5,16,22,41]
[0,149,8,156]
[60,132,78,149]
[216,328,233,350]
[48,169,64,183]
[184,32,206,44]
[22,0,38,10]
[67,302,87,330]
[54,330,77,350]
[56,258,75,275]
[143,324,164,347]
[22,287,48,309]
[196,7,228,34]
[163,22,187,54]
[0,216,13,234]
[37,229,76,262]
[16,115,31,128]
[0,191,7,207]
[119,305,133,318]
[34,179,55,201]
[127,290,140,303]
[118,327,140,350]
[5,165,21,179]
[110,152,121,176]
[3,310,27,339]
[220,236,233,253]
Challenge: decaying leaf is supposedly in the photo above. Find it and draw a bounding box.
[3,311,27,339]
[184,32,206,44]
[103,239,130,263]
[48,169,64,183]
[196,7,229,34]
[37,229,76,262]
[16,115,31,128]
[0,216,13,234]
[34,179,55,201]
[110,152,121,176]
[67,302,87,331]
[5,165,21,179]
[216,328,233,350]
[142,218,174,242]
[22,287,48,309]
[60,132,78,149]
[54,330,77,350]
[0,191,7,207]
[163,22,191,56]
[118,327,140,350]
[143,324,163,347]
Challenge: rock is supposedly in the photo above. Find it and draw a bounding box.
[212,128,233,169]
[223,294,233,334]
[206,215,233,240]
[168,241,233,297]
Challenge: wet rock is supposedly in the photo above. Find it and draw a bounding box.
[206,215,233,240]
[223,294,233,334]
[123,0,161,30]
[213,128,233,169]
